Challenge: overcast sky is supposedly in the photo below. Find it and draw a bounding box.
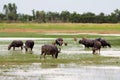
[0,0,120,15]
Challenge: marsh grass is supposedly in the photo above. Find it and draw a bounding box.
[0,52,120,66]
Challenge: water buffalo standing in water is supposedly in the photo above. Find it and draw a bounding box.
[24,40,34,52]
[79,37,102,54]
[55,38,63,46]
[92,41,101,55]
[79,38,94,48]
[8,40,23,50]
[40,44,61,59]
[95,38,111,48]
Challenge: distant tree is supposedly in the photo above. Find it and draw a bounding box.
[70,12,80,23]
[113,9,120,22]
[108,13,118,23]
[60,11,70,22]
[96,13,106,23]
[32,9,36,21]
[0,13,5,20]
[3,3,17,20]
[35,11,46,23]
[80,12,96,23]
[46,11,60,22]
[3,4,8,20]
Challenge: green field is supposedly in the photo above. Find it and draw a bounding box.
[0,23,120,38]
[0,23,120,30]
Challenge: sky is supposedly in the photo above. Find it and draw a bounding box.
[0,0,120,15]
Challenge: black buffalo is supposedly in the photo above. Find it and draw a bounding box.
[79,38,94,48]
[8,40,23,50]
[96,38,111,48]
[24,40,34,52]
[55,38,63,46]
[79,38,102,54]
[40,44,61,59]
[92,41,101,55]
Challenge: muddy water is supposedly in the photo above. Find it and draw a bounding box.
[0,38,120,80]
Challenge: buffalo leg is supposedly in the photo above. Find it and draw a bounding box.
[13,47,15,50]
[43,53,46,59]
[40,50,44,59]
[25,48,28,52]
[99,49,100,55]
[21,46,23,50]
[55,53,58,58]
[52,54,54,58]
[92,48,95,54]
[30,48,32,51]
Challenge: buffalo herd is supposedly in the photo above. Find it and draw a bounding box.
[79,37,111,54]
[8,37,111,59]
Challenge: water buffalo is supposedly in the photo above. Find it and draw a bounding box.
[79,38,94,48]
[40,44,61,59]
[55,38,63,46]
[92,41,101,55]
[96,38,111,48]
[8,40,23,50]
[24,40,34,52]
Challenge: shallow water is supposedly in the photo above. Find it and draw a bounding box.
[0,38,120,57]
[0,63,120,80]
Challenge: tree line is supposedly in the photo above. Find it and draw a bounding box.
[0,3,120,23]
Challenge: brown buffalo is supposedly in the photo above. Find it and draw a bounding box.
[55,38,63,46]
[8,40,23,50]
[24,40,34,52]
[40,44,61,59]
[92,41,101,55]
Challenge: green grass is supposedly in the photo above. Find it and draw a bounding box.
[0,23,120,30]
[0,53,120,66]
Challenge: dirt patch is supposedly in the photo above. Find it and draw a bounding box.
[0,28,120,34]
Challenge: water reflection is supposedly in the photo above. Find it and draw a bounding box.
[0,63,120,80]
